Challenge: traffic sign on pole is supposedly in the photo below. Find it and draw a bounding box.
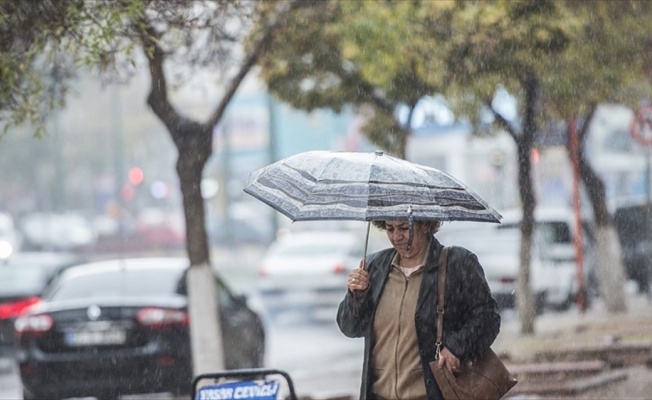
[630,105,652,147]
[630,105,652,204]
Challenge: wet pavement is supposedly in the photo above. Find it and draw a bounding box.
[3,246,651,400]
[494,290,652,399]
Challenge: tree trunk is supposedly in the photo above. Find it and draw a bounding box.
[398,103,418,159]
[137,2,305,377]
[187,263,224,374]
[160,116,224,376]
[516,73,539,335]
[487,74,538,335]
[175,123,213,266]
[576,105,627,312]
[143,28,223,374]
[174,123,224,374]
[593,226,628,311]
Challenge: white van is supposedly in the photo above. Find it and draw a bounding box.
[500,207,596,307]
[438,207,595,313]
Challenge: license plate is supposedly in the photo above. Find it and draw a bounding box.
[64,329,127,346]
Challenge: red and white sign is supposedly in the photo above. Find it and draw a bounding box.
[630,105,652,147]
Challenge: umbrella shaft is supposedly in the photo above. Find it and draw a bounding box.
[363,221,370,271]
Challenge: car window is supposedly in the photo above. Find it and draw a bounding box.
[214,277,234,309]
[0,268,45,295]
[46,268,185,301]
[167,270,235,308]
[536,222,572,244]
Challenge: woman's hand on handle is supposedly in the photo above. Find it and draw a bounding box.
[347,261,369,292]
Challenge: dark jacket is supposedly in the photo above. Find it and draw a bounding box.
[337,237,500,400]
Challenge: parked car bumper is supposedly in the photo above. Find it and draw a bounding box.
[0,319,14,349]
[17,341,192,398]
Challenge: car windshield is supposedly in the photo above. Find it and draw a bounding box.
[0,268,45,296]
[46,268,184,301]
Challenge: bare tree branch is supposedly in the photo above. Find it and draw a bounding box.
[207,0,306,126]
[486,100,519,140]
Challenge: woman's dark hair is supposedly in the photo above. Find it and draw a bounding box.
[372,220,441,234]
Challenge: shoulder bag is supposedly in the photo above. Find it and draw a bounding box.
[429,247,517,400]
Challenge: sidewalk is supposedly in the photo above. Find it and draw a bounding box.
[493,292,652,361]
[493,292,652,399]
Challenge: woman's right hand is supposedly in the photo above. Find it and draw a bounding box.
[438,347,461,373]
[347,261,369,292]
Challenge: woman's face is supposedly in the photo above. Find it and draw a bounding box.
[384,220,430,259]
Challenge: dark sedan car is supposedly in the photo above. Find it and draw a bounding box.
[14,257,266,400]
[0,252,84,353]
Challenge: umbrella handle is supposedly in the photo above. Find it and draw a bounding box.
[352,221,371,316]
[362,221,370,271]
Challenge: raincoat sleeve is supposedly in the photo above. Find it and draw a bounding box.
[443,249,501,362]
[336,250,386,339]
[337,286,373,338]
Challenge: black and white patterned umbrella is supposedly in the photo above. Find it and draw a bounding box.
[243,150,502,224]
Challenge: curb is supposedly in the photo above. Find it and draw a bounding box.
[508,369,628,397]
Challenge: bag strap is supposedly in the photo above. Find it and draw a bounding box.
[435,246,449,359]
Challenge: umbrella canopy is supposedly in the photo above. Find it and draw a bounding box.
[243,150,502,224]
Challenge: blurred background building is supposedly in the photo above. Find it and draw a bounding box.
[0,69,646,252]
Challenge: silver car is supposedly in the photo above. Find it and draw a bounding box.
[256,230,387,321]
